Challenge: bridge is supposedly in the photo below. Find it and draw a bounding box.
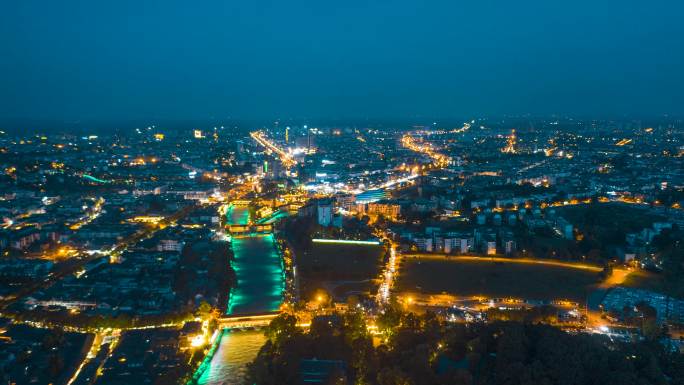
[218,312,281,329]
[255,209,289,225]
[227,223,273,235]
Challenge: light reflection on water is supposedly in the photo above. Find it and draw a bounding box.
[196,207,281,385]
[228,234,284,315]
[197,330,266,385]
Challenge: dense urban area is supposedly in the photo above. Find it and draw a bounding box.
[1,117,683,384]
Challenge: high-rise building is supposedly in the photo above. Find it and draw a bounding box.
[317,199,333,226]
[236,140,246,165]
[554,217,574,240]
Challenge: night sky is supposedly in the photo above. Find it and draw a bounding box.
[1,0,683,123]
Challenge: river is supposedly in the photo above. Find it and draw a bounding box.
[195,206,284,385]
[196,330,266,385]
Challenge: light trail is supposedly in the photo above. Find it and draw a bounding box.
[377,174,419,190]
[450,122,471,134]
[82,174,109,184]
[312,239,381,245]
[401,134,450,169]
[69,197,105,230]
[93,332,120,382]
[377,245,398,304]
[517,159,548,174]
[250,131,297,168]
[501,129,517,154]
[374,125,471,305]
[406,254,603,272]
[66,330,119,385]
[66,332,103,385]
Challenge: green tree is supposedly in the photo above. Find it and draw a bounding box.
[377,303,402,336]
[264,313,300,347]
[196,300,213,318]
[344,310,368,343]
[377,366,412,385]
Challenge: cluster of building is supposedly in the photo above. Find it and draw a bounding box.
[95,328,190,384]
[0,318,87,384]
[601,286,684,324]
[0,116,682,382]
[24,226,221,318]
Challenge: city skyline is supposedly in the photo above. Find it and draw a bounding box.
[1,2,683,385]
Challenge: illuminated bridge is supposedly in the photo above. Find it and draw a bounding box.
[223,202,275,234]
[227,223,273,235]
[218,312,281,329]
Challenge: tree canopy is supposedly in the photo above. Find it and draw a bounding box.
[249,311,684,385]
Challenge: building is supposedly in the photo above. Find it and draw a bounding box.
[355,189,386,204]
[554,217,574,240]
[367,201,401,219]
[298,202,316,218]
[10,227,41,250]
[414,237,433,252]
[157,239,184,252]
[486,240,497,255]
[504,239,516,255]
[444,237,470,254]
[507,214,517,226]
[334,194,356,212]
[317,200,333,227]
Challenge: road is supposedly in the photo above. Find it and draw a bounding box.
[403,254,604,272]
[250,130,296,168]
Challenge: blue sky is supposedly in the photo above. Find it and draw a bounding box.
[1,0,683,122]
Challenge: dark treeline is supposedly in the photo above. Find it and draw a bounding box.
[249,311,684,385]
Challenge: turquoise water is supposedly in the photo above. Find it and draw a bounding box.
[227,234,284,315]
[195,207,284,385]
[226,205,250,226]
[196,330,266,385]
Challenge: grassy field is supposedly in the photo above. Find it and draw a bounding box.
[296,242,385,300]
[557,203,665,234]
[621,270,666,293]
[396,258,602,301]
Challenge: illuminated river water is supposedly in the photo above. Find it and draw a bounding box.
[196,330,266,385]
[194,206,284,385]
[226,205,250,226]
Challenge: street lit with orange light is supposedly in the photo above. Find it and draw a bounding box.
[250,130,297,168]
[403,254,603,272]
[401,134,450,169]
